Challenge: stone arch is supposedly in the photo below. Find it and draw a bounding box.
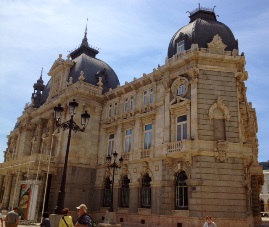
[140,161,154,182]
[208,97,231,121]
[170,76,189,104]
[120,164,132,183]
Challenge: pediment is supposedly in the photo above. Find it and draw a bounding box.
[207,34,227,54]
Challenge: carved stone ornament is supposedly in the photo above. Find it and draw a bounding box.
[214,141,229,162]
[182,154,192,167]
[165,157,174,168]
[50,75,61,97]
[121,164,129,176]
[67,76,73,86]
[170,76,189,104]
[187,67,199,81]
[162,77,171,90]
[207,34,227,54]
[79,71,85,81]
[97,77,103,88]
[141,161,149,174]
[208,97,231,121]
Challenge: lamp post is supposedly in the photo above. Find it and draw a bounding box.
[106,151,123,212]
[53,99,90,214]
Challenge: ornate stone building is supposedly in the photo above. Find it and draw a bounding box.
[0,7,264,227]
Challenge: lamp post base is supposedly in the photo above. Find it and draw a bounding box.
[99,211,121,227]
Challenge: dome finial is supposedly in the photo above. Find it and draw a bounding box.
[40,67,43,80]
[81,18,89,47]
[84,18,88,39]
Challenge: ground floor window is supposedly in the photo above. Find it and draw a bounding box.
[141,173,151,208]
[103,177,111,207]
[175,171,188,210]
[120,175,130,207]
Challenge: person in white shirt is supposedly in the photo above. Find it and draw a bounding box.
[203,216,217,227]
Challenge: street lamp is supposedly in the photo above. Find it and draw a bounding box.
[106,151,123,212]
[54,99,90,214]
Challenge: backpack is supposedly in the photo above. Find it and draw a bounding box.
[89,216,96,227]
[78,213,96,227]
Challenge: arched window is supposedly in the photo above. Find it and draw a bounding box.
[103,177,111,207]
[175,171,188,210]
[141,173,151,208]
[120,175,130,207]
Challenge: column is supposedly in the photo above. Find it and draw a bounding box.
[2,174,13,209]
[189,69,199,139]
[129,182,140,213]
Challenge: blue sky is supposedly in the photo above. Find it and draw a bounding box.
[0,0,268,163]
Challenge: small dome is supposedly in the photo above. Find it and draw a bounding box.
[69,53,119,94]
[40,28,120,105]
[168,7,238,58]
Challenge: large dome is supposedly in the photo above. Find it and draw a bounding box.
[168,7,238,58]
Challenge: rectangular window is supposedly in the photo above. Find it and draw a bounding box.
[175,183,188,209]
[177,84,186,96]
[124,129,132,153]
[177,41,185,53]
[124,98,128,113]
[149,88,154,104]
[143,91,148,105]
[177,115,187,141]
[109,104,112,117]
[175,172,188,210]
[114,103,118,115]
[108,134,114,156]
[130,96,134,111]
[144,124,152,149]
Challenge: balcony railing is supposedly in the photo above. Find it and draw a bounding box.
[0,153,51,169]
[122,152,130,161]
[167,141,182,153]
[141,149,151,158]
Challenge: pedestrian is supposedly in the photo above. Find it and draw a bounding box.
[40,212,50,227]
[5,207,19,227]
[203,216,217,227]
[75,204,96,227]
[59,208,73,227]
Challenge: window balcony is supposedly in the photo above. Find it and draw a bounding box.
[165,140,193,157]
[141,149,151,158]
[167,141,182,153]
[122,152,130,161]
